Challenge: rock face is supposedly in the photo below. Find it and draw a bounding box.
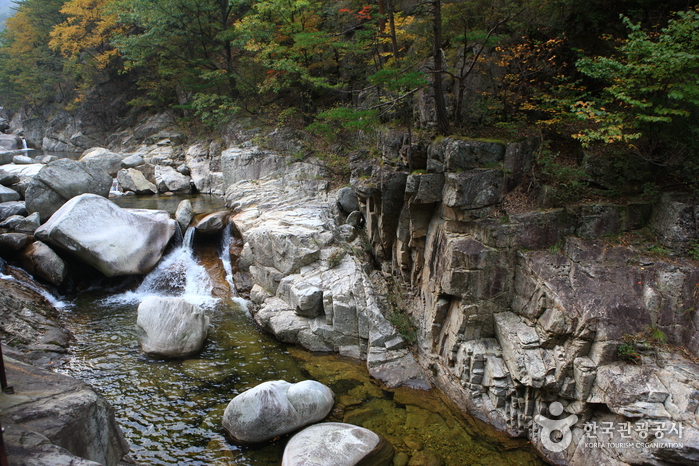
[282,422,394,466]
[222,380,334,443]
[136,296,209,357]
[24,158,112,221]
[0,269,129,465]
[224,149,429,390]
[0,133,22,150]
[1,356,130,466]
[35,194,176,277]
[347,131,699,465]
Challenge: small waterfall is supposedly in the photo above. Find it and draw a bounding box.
[109,178,123,197]
[105,227,216,308]
[0,268,70,309]
[219,223,238,297]
[21,138,28,150]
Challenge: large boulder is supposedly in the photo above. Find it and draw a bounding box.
[0,133,22,150]
[175,199,193,232]
[35,194,176,277]
[155,165,191,193]
[20,241,67,286]
[222,379,334,443]
[116,168,157,194]
[281,422,394,466]
[79,147,126,177]
[136,296,209,358]
[1,356,130,466]
[25,158,112,222]
[194,210,229,234]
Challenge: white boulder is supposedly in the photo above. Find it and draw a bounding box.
[136,296,209,358]
[281,422,394,466]
[222,379,334,443]
[35,194,176,277]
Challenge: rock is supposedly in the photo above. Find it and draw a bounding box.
[0,184,20,202]
[24,158,113,222]
[155,165,191,193]
[175,199,194,232]
[116,168,157,194]
[136,296,209,358]
[407,450,444,466]
[337,187,359,214]
[35,194,176,277]
[185,142,222,194]
[120,154,144,168]
[0,169,21,186]
[442,169,504,210]
[0,133,22,150]
[13,155,34,164]
[36,155,58,164]
[0,232,30,251]
[79,147,125,177]
[222,380,334,443]
[281,422,394,466]
[20,241,67,286]
[0,356,130,466]
[0,212,40,233]
[221,145,288,185]
[194,211,229,234]
[177,163,190,176]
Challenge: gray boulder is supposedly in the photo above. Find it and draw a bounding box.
[0,232,30,251]
[0,169,21,186]
[79,147,125,177]
[281,422,394,466]
[0,134,22,150]
[0,212,40,233]
[155,165,191,193]
[0,185,20,202]
[20,241,67,286]
[136,296,209,358]
[337,187,359,214]
[222,379,334,443]
[35,194,176,277]
[194,211,229,234]
[25,158,112,222]
[13,155,34,165]
[120,154,144,169]
[175,199,193,233]
[116,168,157,194]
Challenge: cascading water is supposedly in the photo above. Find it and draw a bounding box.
[219,223,236,295]
[21,137,28,150]
[0,267,69,309]
[104,226,216,308]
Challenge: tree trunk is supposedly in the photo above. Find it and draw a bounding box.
[432,0,450,135]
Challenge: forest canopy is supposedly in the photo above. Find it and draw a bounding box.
[1,0,698,191]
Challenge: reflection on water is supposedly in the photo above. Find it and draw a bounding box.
[59,292,544,466]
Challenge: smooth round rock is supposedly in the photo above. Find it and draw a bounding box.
[282,422,394,466]
[222,379,334,443]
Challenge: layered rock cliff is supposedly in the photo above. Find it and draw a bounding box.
[353,130,699,465]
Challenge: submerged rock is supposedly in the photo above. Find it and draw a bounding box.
[136,296,209,358]
[281,422,394,466]
[222,379,334,443]
[35,193,176,277]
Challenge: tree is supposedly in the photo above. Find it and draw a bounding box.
[49,0,125,106]
[0,0,68,108]
[573,8,699,165]
[111,0,250,110]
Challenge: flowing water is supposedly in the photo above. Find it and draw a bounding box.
[53,205,545,466]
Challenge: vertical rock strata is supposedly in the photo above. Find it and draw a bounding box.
[221,133,699,465]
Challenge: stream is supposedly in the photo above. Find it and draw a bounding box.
[45,193,545,466]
